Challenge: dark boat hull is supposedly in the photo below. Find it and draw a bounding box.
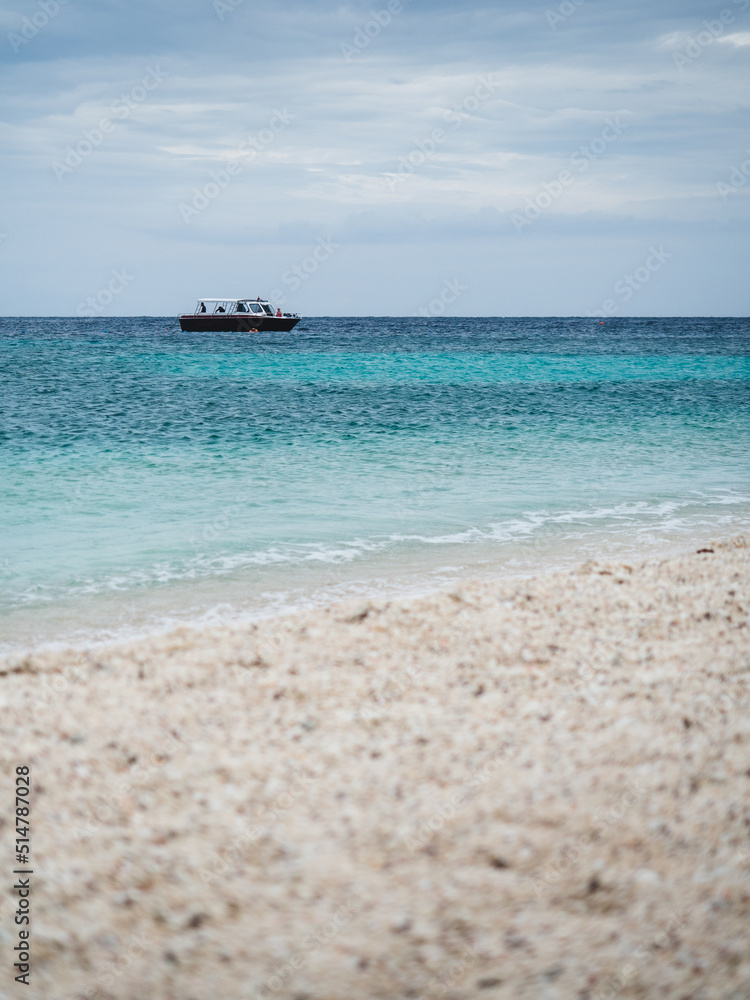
[179,314,300,333]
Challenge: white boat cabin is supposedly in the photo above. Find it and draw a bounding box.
[192,298,280,317]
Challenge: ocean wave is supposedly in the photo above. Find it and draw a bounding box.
[3,490,749,610]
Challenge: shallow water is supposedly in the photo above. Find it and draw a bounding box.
[2,316,749,652]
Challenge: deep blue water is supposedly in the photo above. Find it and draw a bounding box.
[1,316,749,651]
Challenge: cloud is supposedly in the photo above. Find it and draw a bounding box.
[1,0,749,314]
[717,30,750,45]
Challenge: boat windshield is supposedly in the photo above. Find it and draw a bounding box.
[189,299,280,316]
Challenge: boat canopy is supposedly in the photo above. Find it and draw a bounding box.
[192,298,276,316]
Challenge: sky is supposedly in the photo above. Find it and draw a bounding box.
[0,0,748,316]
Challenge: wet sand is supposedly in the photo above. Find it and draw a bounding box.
[2,534,749,999]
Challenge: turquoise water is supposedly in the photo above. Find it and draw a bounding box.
[1,316,749,652]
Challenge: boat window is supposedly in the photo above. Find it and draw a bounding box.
[236,302,248,313]
[249,302,263,314]
[261,304,273,316]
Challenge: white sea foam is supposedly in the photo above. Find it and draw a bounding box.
[4,491,750,612]
[3,490,750,655]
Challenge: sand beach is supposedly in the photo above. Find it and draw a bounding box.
[2,534,749,999]
[4,0,750,990]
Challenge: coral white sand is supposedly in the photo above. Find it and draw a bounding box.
[2,536,749,999]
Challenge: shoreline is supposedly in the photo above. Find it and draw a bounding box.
[4,519,749,660]
[2,534,749,997]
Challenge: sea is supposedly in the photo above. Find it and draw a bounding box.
[2,316,749,654]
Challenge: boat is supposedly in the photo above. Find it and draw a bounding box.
[179,298,301,332]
